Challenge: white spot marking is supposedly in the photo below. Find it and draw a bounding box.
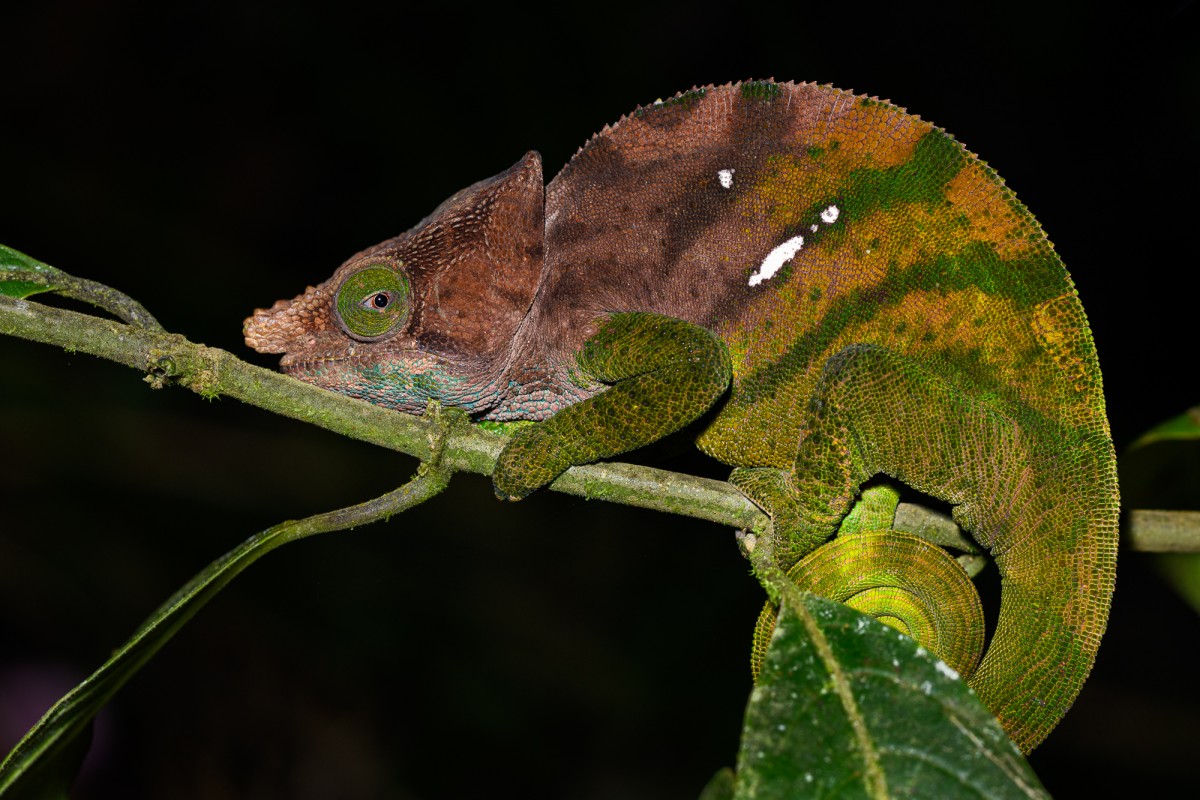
[748,235,804,287]
[921,680,933,695]
[810,224,818,232]
[935,661,960,681]
[914,645,928,658]
[717,168,734,189]
[820,204,840,224]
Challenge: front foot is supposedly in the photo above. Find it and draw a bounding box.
[492,312,732,502]
[492,424,575,501]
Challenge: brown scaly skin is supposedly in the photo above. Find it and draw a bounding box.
[245,80,1118,753]
[245,152,549,415]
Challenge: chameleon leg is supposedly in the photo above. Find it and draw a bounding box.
[493,312,732,500]
[762,343,1117,753]
[836,482,901,536]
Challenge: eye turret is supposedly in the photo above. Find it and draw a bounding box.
[334,264,410,341]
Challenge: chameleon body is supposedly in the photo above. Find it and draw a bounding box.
[244,80,1118,753]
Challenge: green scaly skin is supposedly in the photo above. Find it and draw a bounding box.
[494,313,731,499]
[245,81,1118,754]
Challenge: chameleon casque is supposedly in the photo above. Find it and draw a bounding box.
[244,80,1118,753]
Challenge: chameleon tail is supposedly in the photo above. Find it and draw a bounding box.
[967,433,1118,751]
[770,343,1118,753]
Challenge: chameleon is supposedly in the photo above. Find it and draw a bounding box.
[243,80,1118,753]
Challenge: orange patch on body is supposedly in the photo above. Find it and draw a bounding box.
[945,162,1039,260]
[813,97,931,170]
[842,288,1095,422]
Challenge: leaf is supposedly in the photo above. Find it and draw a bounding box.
[698,768,736,800]
[0,244,60,277]
[733,593,1048,799]
[0,281,57,298]
[1120,407,1200,606]
[0,534,275,796]
[1158,553,1200,615]
[0,245,61,298]
[1127,405,1200,450]
[0,725,89,800]
[0,243,163,328]
[0,474,448,796]
[1120,410,1200,514]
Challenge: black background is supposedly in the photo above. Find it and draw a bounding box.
[1,1,1197,797]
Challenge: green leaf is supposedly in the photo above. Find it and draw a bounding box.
[0,244,62,298]
[1120,412,1200,514]
[0,242,162,329]
[1128,405,1200,451]
[1159,553,1200,614]
[1120,408,1200,607]
[0,281,57,298]
[733,594,1048,799]
[698,768,736,800]
[0,534,277,796]
[0,474,448,796]
[0,725,89,800]
[0,243,60,277]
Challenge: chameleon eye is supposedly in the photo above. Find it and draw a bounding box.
[334,264,410,341]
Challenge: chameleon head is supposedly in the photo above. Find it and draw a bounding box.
[243,151,546,414]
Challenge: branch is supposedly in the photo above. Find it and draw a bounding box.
[1,244,160,329]
[1126,510,1200,553]
[2,285,1198,553]
[0,290,761,529]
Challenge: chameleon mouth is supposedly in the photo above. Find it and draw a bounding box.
[278,343,428,376]
[279,350,367,374]
[277,346,483,416]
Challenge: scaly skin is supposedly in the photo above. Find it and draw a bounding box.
[751,529,987,684]
[244,81,1118,753]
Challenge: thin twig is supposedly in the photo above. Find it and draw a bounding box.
[1126,510,1200,553]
